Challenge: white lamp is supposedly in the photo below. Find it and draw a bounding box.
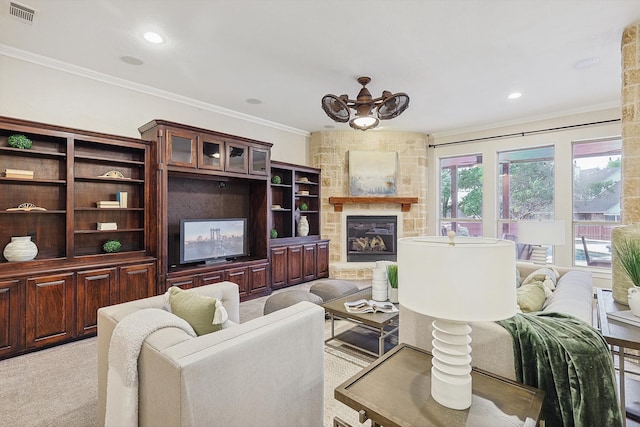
[398,234,516,410]
[517,220,565,265]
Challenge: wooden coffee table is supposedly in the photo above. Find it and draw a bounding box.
[334,343,544,427]
[322,287,398,357]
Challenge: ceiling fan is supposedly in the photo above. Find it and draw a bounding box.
[321,76,410,131]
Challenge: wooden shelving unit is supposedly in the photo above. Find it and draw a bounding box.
[269,161,329,289]
[0,116,157,360]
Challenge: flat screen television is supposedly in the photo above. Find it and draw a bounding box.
[180,218,248,265]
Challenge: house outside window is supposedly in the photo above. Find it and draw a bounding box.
[573,138,621,268]
[439,155,483,237]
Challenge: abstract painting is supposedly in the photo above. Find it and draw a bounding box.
[349,150,398,196]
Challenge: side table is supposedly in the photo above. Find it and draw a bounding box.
[596,288,640,425]
[334,343,544,427]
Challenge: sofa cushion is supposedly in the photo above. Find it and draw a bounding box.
[522,267,559,291]
[542,270,593,323]
[516,282,547,312]
[168,286,226,335]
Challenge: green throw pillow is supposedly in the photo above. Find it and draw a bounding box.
[168,287,223,336]
[516,282,547,312]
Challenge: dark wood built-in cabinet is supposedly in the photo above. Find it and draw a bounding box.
[269,161,329,289]
[0,116,157,359]
[0,116,328,360]
[138,120,272,300]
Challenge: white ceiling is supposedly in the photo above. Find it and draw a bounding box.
[1,0,638,135]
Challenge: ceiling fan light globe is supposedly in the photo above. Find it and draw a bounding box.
[350,116,379,130]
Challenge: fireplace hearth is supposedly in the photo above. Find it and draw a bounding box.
[346,215,397,262]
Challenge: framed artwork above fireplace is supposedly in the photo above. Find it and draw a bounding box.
[348,150,398,196]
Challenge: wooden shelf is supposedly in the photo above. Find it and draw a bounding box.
[328,196,418,212]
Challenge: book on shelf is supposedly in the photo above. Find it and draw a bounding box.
[4,168,34,179]
[607,310,640,327]
[97,222,118,231]
[344,299,398,314]
[97,201,120,208]
[116,191,128,208]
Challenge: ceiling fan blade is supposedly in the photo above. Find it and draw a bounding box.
[322,94,350,123]
[378,93,410,120]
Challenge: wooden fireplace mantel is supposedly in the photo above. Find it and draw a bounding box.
[328,196,419,212]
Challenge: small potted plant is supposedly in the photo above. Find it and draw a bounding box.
[387,264,398,303]
[8,134,32,149]
[614,238,640,316]
[103,239,122,253]
[270,228,278,239]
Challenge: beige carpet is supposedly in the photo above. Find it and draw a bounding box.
[0,280,378,427]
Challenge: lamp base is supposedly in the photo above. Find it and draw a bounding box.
[530,246,548,265]
[430,319,473,410]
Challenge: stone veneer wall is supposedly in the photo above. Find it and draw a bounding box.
[622,22,640,224]
[309,131,428,279]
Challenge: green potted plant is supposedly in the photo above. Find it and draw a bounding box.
[613,238,640,315]
[270,228,278,239]
[387,264,398,303]
[8,134,32,149]
[103,239,122,253]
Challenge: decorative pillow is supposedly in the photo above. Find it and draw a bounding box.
[167,287,228,336]
[515,267,522,288]
[516,282,547,312]
[522,267,559,292]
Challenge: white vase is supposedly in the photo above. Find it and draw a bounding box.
[629,287,640,317]
[297,216,309,237]
[3,236,38,262]
[371,268,388,301]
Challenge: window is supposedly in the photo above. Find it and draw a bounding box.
[573,138,621,268]
[497,146,555,261]
[439,155,483,237]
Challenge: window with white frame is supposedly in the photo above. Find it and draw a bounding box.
[497,146,555,261]
[573,138,621,268]
[439,155,483,237]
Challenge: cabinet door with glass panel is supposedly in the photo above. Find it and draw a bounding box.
[166,129,198,168]
[198,135,224,171]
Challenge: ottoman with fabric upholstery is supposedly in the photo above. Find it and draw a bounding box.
[309,280,360,302]
[263,289,323,315]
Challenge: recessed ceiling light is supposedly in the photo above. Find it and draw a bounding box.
[573,57,600,69]
[143,31,164,44]
[120,56,144,66]
[246,98,262,105]
[507,92,522,100]
[324,125,335,129]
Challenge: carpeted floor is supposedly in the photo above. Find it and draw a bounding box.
[0,279,378,427]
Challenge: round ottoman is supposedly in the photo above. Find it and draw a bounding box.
[263,289,323,315]
[309,280,360,302]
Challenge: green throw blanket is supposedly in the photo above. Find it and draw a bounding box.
[497,312,622,427]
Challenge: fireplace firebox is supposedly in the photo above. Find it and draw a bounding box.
[346,215,397,262]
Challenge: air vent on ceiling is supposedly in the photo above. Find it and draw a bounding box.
[9,2,36,24]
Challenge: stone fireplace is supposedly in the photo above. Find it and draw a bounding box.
[309,130,429,279]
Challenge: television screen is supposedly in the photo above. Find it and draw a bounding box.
[180,218,247,264]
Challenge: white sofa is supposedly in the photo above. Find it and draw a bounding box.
[399,263,594,381]
[97,281,325,427]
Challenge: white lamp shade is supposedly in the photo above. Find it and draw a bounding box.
[398,236,517,322]
[517,220,565,246]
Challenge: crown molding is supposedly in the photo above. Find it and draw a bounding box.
[0,44,310,138]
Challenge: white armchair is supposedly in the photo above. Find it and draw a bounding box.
[97,281,325,427]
